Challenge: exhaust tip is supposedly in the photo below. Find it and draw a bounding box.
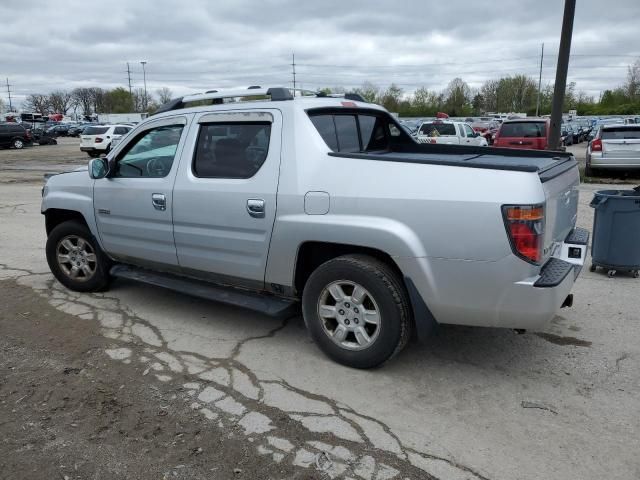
[561,294,574,309]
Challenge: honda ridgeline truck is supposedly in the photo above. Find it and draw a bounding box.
[41,87,588,368]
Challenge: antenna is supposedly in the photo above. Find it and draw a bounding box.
[291,53,296,97]
[5,78,13,112]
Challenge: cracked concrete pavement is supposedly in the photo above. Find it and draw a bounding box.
[1,162,639,478]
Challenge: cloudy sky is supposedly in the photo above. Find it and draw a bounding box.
[1,0,639,107]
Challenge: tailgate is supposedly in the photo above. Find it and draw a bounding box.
[602,139,640,158]
[541,163,580,261]
[81,136,94,146]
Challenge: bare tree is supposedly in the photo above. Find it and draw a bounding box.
[156,87,173,104]
[48,90,73,114]
[354,82,381,103]
[89,87,106,114]
[23,94,50,114]
[625,59,640,101]
[72,88,95,117]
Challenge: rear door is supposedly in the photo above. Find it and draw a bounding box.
[601,127,640,161]
[93,115,189,269]
[496,121,547,149]
[172,110,282,289]
[81,126,109,149]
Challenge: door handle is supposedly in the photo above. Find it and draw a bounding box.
[151,193,166,211]
[247,198,265,218]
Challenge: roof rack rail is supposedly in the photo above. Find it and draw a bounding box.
[155,86,294,114]
[154,86,368,115]
[315,91,367,103]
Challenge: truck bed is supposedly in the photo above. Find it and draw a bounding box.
[330,144,577,182]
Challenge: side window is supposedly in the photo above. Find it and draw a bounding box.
[114,126,128,135]
[193,122,272,179]
[457,124,465,137]
[464,124,475,137]
[113,124,184,178]
[310,115,338,151]
[359,115,388,151]
[334,115,360,152]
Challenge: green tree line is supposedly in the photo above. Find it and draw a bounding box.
[326,59,640,117]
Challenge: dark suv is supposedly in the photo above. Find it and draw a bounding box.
[0,123,32,149]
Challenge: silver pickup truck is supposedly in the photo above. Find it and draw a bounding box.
[41,87,588,368]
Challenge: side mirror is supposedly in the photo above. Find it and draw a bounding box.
[88,158,109,179]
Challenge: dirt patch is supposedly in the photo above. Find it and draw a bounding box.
[0,279,317,479]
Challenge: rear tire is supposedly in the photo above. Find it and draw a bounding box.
[46,220,111,292]
[12,138,24,149]
[302,254,412,369]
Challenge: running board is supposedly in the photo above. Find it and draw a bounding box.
[110,265,299,318]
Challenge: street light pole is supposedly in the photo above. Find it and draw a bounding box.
[548,0,576,150]
[140,61,148,112]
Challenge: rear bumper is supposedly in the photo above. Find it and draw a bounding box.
[397,227,589,332]
[589,152,640,169]
[80,146,106,153]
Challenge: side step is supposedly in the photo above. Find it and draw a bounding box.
[110,265,299,319]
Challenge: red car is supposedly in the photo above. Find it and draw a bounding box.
[493,118,550,150]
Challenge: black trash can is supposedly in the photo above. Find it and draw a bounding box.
[589,186,640,277]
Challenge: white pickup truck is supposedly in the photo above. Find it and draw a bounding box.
[42,86,587,368]
[416,120,488,146]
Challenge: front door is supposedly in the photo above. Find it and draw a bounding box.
[93,115,190,269]
[172,110,282,289]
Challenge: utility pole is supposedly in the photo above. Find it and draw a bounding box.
[140,61,148,111]
[291,53,296,97]
[126,62,133,98]
[535,43,544,117]
[5,78,13,112]
[548,0,576,150]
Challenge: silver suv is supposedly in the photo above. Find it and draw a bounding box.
[42,86,587,368]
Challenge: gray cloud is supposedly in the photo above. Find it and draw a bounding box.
[1,0,638,107]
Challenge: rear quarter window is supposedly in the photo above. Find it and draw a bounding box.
[500,122,546,138]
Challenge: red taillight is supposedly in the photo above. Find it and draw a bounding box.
[591,138,602,151]
[94,137,103,143]
[503,205,545,264]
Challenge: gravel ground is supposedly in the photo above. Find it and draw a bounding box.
[0,138,639,480]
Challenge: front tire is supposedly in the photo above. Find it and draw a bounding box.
[46,220,111,292]
[12,138,24,149]
[302,254,412,369]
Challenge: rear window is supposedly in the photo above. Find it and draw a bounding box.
[500,122,546,138]
[601,127,640,140]
[309,113,395,153]
[84,126,108,135]
[419,123,456,136]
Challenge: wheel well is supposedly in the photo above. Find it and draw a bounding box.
[293,241,403,296]
[45,209,89,235]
